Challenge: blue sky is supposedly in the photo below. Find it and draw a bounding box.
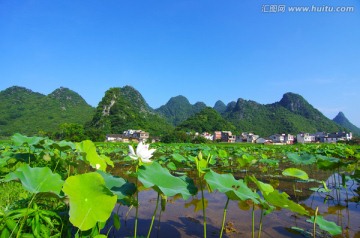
[1,0,359,127]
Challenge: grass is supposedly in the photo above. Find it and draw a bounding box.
[0,181,30,210]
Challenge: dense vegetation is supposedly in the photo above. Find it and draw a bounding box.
[155,95,207,125]
[88,86,173,138]
[0,134,359,237]
[0,86,95,137]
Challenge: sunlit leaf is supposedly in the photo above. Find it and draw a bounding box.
[11,133,43,147]
[204,170,260,203]
[307,215,342,235]
[282,168,309,180]
[62,172,117,231]
[76,140,113,171]
[263,190,309,215]
[137,162,197,200]
[3,164,64,195]
[248,175,274,195]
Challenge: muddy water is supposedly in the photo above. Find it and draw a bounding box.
[106,165,360,237]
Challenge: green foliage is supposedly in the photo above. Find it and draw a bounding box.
[177,107,236,133]
[62,172,117,231]
[88,87,173,137]
[3,164,64,195]
[156,95,207,126]
[282,168,309,180]
[137,162,197,200]
[0,86,94,137]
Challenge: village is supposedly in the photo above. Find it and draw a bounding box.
[106,129,353,144]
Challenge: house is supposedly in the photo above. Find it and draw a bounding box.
[106,134,124,142]
[213,131,222,141]
[247,134,259,143]
[323,131,353,143]
[284,134,294,144]
[201,132,213,141]
[296,133,315,143]
[269,134,285,144]
[221,131,236,143]
[256,138,272,144]
[106,129,149,142]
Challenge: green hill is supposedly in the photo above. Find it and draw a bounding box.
[223,93,342,136]
[333,112,360,136]
[155,95,207,125]
[88,86,173,136]
[177,107,236,133]
[0,86,95,136]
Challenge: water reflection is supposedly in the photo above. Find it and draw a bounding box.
[105,163,359,237]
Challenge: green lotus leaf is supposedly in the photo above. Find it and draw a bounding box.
[3,164,64,195]
[51,140,76,151]
[76,140,113,171]
[248,175,274,195]
[307,215,342,235]
[287,153,316,165]
[282,168,309,180]
[316,155,340,170]
[62,172,117,231]
[171,153,186,163]
[96,170,136,203]
[204,170,260,203]
[11,133,44,147]
[137,162,197,200]
[263,190,309,216]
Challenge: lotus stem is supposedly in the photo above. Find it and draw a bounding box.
[252,203,255,238]
[200,178,207,238]
[147,193,160,238]
[219,197,230,238]
[257,208,264,238]
[313,207,319,238]
[134,172,139,238]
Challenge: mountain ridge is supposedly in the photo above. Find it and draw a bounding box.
[0,85,358,138]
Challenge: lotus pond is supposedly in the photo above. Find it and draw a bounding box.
[0,133,359,238]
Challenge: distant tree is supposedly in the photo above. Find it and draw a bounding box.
[55,123,86,142]
[161,131,192,143]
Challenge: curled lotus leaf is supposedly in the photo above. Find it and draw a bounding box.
[76,140,114,171]
[205,169,260,203]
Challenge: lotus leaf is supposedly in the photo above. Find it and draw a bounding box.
[263,190,309,215]
[62,172,117,231]
[96,170,136,203]
[11,133,43,147]
[282,168,309,180]
[204,170,260,203]
[287,152,316,165]
[307,215,342,235]
[137,162,197,200]
[3,164,64,195]
[76,140,114,171]
[248,175,274,195]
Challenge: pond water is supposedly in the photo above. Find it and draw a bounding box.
[105,164,360,238]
